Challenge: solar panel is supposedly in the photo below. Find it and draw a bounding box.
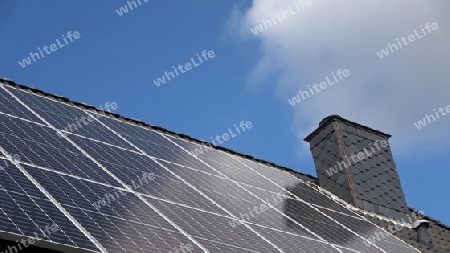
[157,160,316,237]
[234,156,360,216]
[0,83,421,253]
[320,208,416,253]
[0,161,98,251]
[0,114,122,187]
[97,116,223,176]
[67,134,229,215]
[4,86,137,150]
[22,164,203,253]
[249,225,341,253]
[167,137,283,192]
[0,87,43,123]
[148,198,278,253]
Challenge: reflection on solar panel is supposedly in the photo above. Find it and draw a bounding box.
[0,82,420,252]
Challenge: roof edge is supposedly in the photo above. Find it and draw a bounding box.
[0,77,316,182]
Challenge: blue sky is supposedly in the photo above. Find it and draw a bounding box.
[1,1,449,225]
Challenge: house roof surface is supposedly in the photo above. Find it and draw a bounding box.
[0,77,448,253]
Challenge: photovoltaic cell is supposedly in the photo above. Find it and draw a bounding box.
[0,87,43,123]
[158,161,316,238]
[168,137,284,192]
[4,86,137,150]
[98,116,222,176]
[249,225,341,253]
[22,165,202,253]
[320,208,416,253]
[0,162,98,251]
[68,135,228,215]
[194,237,259,253]
[148,197,277,253]
[235,178,385,252]
[0,113,79,154]
[0,114,121,187]
[240,185,338,227]
[236,157,359,216]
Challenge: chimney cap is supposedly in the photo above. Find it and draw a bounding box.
[319,115,342,126]
[412,220,430,229]
[304,115,392,142]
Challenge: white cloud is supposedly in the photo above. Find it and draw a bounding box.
[230,0,450,153]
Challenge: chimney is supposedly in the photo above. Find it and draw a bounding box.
[413,220,433,247]
[304,115,409,220]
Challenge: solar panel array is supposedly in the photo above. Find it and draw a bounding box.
[0,82,419,253]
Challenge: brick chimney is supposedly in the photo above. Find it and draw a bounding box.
[304,115,409,219]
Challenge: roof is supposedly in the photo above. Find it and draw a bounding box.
[362,209,450,253]
[0,77,448,252]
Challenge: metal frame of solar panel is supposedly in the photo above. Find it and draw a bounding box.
[0,82,420,253]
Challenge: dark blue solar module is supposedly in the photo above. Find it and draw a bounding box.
[67,134,230,215]
[0,161,98,251]
[0,83,421,253]
[0,114,122,187]
[22,164,204,253]
[0,87,44,123]
[148,197,277,253]
[98,116,223,176]
[4,86,137,150]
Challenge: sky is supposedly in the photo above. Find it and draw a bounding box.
[1,1,449,226]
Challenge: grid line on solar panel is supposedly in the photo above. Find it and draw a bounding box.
[118,194,208,252]
[0,133,122,187]
[147,197,281,253]
[74,116,280,251]
[239,184,341,227]
[0,104,211,253]
[235,155,362,216]
[0,159,107,252]
[4,86,137,150]
[193,238,261,253]
[0,163,99,251]
[97,116,222,176]
[67,134,229,215]
[249,225,343,253]
[0,114,123,187]
[168,134,362,219]
[22,164,167,230]
[20,151,209,252]
[320,208,420,253]
[0,85,44,123]
[163,136,391,252]
[237,184,388,252]
[73,119,249,218]
[166,136,290,192]
[231,155,389,252]
[95,135,320,253]
[0,113,79,153]
[159,138,336,240]
[0,102,207,251]
[155,160,339,251]
[137,184,316,251]
[22,165,187,252]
